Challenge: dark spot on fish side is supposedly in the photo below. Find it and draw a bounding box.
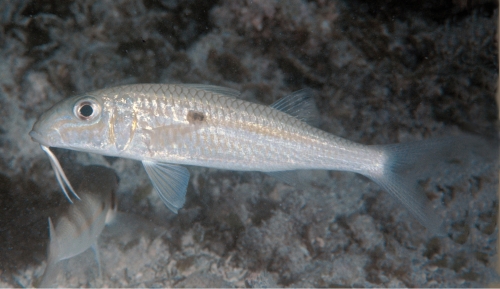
[187,110,205,124]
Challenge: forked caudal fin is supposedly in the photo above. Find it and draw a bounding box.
[365,135,496,234]
[365,155,442,234]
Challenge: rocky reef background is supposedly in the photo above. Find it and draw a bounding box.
[0,0,498,287]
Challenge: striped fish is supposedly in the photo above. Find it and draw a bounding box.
[36,165,117,287]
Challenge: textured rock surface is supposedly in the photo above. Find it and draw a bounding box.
[0,0,498,287]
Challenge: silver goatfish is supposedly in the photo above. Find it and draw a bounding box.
[36,165,117,288]
[30,84,447,232]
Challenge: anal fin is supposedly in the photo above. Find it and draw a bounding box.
[266,170,307,190]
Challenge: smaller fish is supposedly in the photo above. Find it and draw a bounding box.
[35,165,117,288]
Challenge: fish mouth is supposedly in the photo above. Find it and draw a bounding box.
[30,128,62,147]
[29,130,42,143]
[29,130,49,146]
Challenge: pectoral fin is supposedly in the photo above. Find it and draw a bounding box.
[142,161,190,213]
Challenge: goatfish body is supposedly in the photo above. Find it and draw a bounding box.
[36,165,117,288]
[30,84,446,232]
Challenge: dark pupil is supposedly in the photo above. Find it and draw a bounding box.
[79,104,93,117]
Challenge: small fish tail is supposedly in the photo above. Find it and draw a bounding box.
[36,261,58,288]
[36,218,59,288]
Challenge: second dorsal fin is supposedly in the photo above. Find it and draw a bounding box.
[270,88,320,126]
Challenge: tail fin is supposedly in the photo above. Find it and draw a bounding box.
[35,218,59,288]
[366,135,496,234]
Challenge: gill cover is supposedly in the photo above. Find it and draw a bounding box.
[110,94,136,152]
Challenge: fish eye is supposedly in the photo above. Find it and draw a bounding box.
[79,104,93,117]
[73,98,101,121]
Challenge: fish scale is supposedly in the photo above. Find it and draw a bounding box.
[30,83,457,231]
[94,84,366,171]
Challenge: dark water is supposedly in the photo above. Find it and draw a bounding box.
[0,0,498,287]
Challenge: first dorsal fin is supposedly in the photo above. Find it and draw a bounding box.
[270,88,320,126]
[182,84,241,98]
